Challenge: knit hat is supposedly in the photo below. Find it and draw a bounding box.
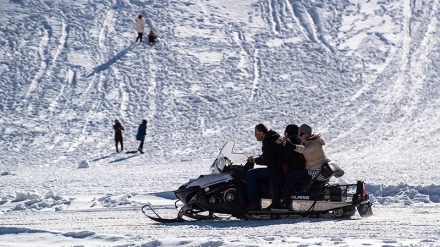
[285,124,298,136]
[298,124,312,135]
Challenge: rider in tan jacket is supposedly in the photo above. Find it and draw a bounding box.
[294,133,329,171]
[281,124,330,206]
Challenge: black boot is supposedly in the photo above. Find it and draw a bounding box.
[278,199,289,209]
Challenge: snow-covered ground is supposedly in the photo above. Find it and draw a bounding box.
[1,0,439,246]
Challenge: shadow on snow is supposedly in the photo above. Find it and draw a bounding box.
[86,43,136,78]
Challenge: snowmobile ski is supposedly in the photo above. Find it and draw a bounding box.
[146,215,185,223]
[142,203,230,223]
[141,204,185,223]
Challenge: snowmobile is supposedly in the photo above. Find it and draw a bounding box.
[142,140,373,223]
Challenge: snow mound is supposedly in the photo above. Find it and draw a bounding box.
[91,193,138,208]
[10,191,71,212]
[78,160,90,169]
[1,171,11,176]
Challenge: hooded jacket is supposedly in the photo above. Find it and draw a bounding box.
[293,134,329,170]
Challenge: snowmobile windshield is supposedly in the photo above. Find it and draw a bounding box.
[209,154,230,174]
[209,140,248,174]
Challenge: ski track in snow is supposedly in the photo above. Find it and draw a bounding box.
[48,19,68,115]
[320,0,440,171]
[250,49,260,101]
[1,0,440,245]
[350,1,437,146]
[25,24,49,100]
[146,48,158,122]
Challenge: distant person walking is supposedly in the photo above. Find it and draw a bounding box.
[136,120,147,154]
[135,15,146,42]
[113,119,125,153]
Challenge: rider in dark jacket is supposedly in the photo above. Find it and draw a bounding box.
[281,124,306,173]
[254,129,284,170]
[246,124,283,211]
[266,124,305,209]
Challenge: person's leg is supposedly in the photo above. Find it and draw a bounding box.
[139,32,143,42]
[282,170,311,202]
[138,138,145,152]
[246,168,273,208]
[120,139,124,151]
[115,141,119,152]
[269,175,283,208]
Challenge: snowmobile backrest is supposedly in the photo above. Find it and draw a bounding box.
[320,162,345,179]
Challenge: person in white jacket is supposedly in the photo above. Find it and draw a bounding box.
[135,15,146,42]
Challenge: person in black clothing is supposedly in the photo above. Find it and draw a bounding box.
[147,30,157,45]
[136,119,147,153]
[282,124,306,173]
[113,119,124,153]
[265,124,305,209]
[246,123,283,211]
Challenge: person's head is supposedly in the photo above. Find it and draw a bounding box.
[284,124,298,138]
[298,124,312,142]
[115,119,119,124]
[142,119,147,124]
[138,15,142,19]
[149,30,154,34]
[254,123,268,141]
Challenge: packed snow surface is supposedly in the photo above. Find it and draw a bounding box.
[1,0,439,246]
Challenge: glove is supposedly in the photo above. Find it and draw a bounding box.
[244,161,254,170]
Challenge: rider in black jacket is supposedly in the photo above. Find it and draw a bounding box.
[266,124,305,209]
[282,124,306,173]
[246,123,283,211]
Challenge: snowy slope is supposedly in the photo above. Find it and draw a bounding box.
[1,0,440,246]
